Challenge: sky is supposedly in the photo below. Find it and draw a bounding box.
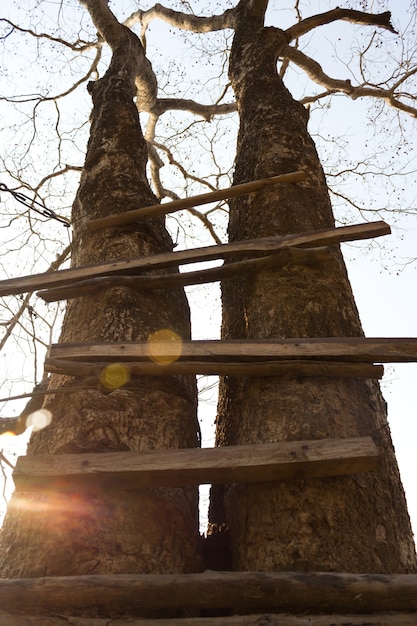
[0,0,416,545]
[346,227,417,540]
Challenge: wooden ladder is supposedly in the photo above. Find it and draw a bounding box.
[1,177,416,624]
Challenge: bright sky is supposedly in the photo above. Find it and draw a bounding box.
[346,228,417,541]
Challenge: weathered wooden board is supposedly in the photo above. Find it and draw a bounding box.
[38,247,330,302]
[87,170,306,230]
[0,611,416,625]
[13,437,379,492]
[44,358,384,379]
[0,221,390,297]
[0,571,416,616]
[48,337,417,364]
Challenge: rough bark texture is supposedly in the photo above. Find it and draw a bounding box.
[211,3,417,574]
[0,14,202,583]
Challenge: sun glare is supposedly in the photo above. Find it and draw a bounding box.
[147,329,183,365]
[25,409,52,432]
[100,362,131,390]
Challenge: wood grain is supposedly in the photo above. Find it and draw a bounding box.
[13,437,379,492]
[0,611,416,625]
[44,358,384,379]
[0,571,416,615]
[38,247,330,302]
[48,337,417,363]
[86,170,306,230]
[0,221,390,297]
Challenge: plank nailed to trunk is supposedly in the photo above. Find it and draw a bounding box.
[38,247,330,302]
[86,170,306,230]
[0,221,390,297]
[44,358,384,379]
[0,611,416,626]
[12,437,380,492]
[48,337,417,364]
[0,571,416,616]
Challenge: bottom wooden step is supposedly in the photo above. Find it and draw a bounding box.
[0,611,416,625]
[0,571,416,616]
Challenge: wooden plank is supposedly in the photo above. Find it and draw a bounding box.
[44,358,384,379]
[13,437,379,492]
[0,612,416,626]
[86,170,306,231]
[38,247,330,302]
[0,221,390,297]
[48,337,417,364]
[0,571,416,616]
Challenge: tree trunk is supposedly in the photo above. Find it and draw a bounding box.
[211,2,417,574]
[0,4,202,585]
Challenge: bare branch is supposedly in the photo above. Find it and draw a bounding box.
[152,141,217,193]
[284,46,417,118]
[286,8,397,41]
[300,89,338,105]
[0,244,72,353]
[155,98,237,121]
[0,18,94,51]
[0,452,14,470]
[186,206,224,244]
[39,45,102,104]
[147,140,223,244]
[0,293,32,353]
[34,166,83,195]
[124,3,237,34]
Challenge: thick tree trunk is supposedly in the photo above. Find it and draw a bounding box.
[211,3,417,574]
[0,6,202,583]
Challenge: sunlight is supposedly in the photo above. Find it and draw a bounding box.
[100,363,131,390]
[9,490,93,519]
[25,409,52,432]
[147,329,183,365]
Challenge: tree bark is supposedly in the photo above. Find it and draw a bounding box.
[211,1,417,574]
[0,1,202,582]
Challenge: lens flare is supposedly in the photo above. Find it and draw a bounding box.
[147,329,183,365]
[26,409,52,431]
[0,431,17,440]
[100,362,131,390]
[10,490,96,518]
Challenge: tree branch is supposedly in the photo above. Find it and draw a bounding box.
[0,451,14,470]
[286,8,397,41]
[0,18,93,51]
[154,98,237,121]
[0,244,71,353]
[284,46,417,118]
[124,3,237,34]
[41,46,102,104]
[79,0,158,111]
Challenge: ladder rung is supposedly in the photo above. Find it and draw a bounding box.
[13,437,380,492]
[0,570,416,616]
[44,358,384,379]
[47,337,417,364]
[38,247,330,302]
[86,171,306,231]
[0,610,415,624]
[0,221,390,297]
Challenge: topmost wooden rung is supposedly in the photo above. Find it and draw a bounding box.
[87,170,306,231]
